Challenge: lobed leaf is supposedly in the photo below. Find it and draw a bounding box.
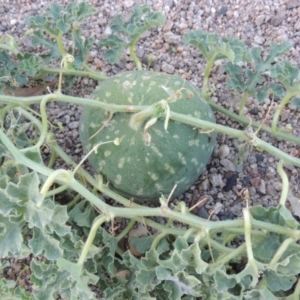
[26,2,97,34]
[0,215,24,258]
[30,259,98,300]
[224,41,291,102]
[99,5,165,64]
[182,29,249,63]
[291,97,300,107]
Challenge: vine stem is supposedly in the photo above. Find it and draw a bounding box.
[277,161,289,207]
[272,89,300,133]
[40,66,107,81]
[268,237,294,266]
[3,126,300,239]
[129,44,142,70]
[271,93,291,133]
[202,56,216,96]
[39,170,71,205]
[115,219,136,242]
[238,91,249,115]
[77,214,107,268]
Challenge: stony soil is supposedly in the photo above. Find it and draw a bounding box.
[0,0,300,297]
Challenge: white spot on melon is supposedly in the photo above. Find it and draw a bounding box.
[122,81,132,89]
[115,174,122,185]
[114,130,120,135]
[150,145,163,157]
[118,157,125,168]
[104,150,111,157]
[189,139,199,147]
[164,163,175,174]
[148,172,159,181]
[191,158,199,165]
[105,92,111,97]
[178,152,187,165]
[99,161,106,169]
[137,188,144,195]
[194,111,201,118]
[145,157,150,164]
[90,122,97,128]
[153,128,163,137]
[173,134,180,139]
[155,183,163,190]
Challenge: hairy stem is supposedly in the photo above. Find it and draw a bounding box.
[202,56,216,96]
[40,66,107,81]
[238,91,249,115]
[268,237,294,266]
[129,44,142,70]
[115,219,136,242]
[208,99,300,145]
[277,161,289,207]
[271,89,300,133]
[77,214,107,268]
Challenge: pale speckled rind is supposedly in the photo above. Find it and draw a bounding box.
[80,70,217,202]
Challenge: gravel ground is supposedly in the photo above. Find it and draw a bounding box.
[1,0,300,296]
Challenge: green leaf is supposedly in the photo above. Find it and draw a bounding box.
[65,2,97,23]
[273,253,300,275]
[244,287,278,300]
[130,234,155,254]
[224,41,291,102]
[31,258,98,300]
[98,35,127,64]
[162,270,202,298]
[17,53,44,77]
[182,30,248,63]
[251,205,299,229]
[291,97,300,107]
[270,61,300,89]
[252,233,281,263]
[214,269,238,292]
[30,29,61,63]
[27,2,97,34]
[69,201,96,228]
[264,270,296,292]
[0,214,25,258]
[99,5,165,64]
[29,227,63,260]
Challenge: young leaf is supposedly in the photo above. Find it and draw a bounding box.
[26,2,97,34]
[224,41,291,102]
[291,97,300,107]
[182,30,249,63]
[99,5,165,64]
[16,53,44,77]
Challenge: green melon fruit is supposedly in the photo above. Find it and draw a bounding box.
[79,70,216,202]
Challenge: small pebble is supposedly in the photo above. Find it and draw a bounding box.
[218,145,230,159]
[273,181,283,191]
[223,173,237,192]
[255,15,265,26]
[163,32,181,44]
[220,158,236,172]
[197,207,210,219]
[219,6,227,16]
[270,15,283,27]
[258,179,266,194]
[68,121,79,129]
[161,63,175,74]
